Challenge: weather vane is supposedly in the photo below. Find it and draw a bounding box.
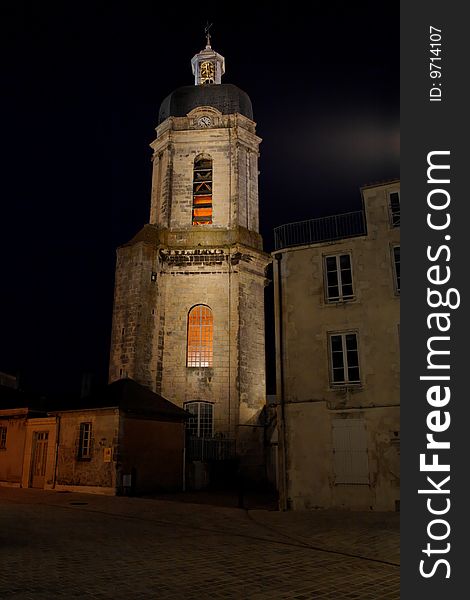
[205,22,213,47]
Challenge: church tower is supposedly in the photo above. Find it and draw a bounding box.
[109,35,270,475]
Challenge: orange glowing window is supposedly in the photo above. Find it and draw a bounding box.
[192,157,212,225]
[187,305,213,367]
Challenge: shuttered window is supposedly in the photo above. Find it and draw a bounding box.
[0,426,7,449]
[389,191,400,227]
[192,157,212,225]
[393,245,400,292]
[332,418,369,484]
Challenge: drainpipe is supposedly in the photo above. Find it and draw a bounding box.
[275,253,289,510]
[182,427,186,492]
[52,414,61,489]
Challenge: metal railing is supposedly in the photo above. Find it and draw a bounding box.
[274,210,366,250]
[187,436,236,461]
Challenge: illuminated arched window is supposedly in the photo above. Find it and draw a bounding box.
[187,305,213,367]
[192,156,212,225]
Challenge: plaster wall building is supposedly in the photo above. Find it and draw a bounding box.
[0,408,30,487]
[0,410,57,491]
[108,39,270,477]
[273,181,400,510]
[0,386,52,489]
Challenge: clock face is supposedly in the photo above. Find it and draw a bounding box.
[200,61,215,84]
[197,116,212,128]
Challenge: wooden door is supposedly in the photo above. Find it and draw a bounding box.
[30,431,49,488]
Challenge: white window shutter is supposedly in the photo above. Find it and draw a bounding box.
[332,418,369,484]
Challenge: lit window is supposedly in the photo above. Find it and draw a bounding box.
[192,157,212,225]
[389,191,400,227]
[78,422,92,459]
[184,401,214,438]
[324,254,354,302]
[329,332,361,385]
[187,305,213,367]
[0,427,6,449]
[393,246,400,292]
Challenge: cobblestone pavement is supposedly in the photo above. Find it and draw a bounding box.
[0,488,399,599]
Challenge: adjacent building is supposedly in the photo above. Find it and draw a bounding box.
[273,181,400,511]
[0,379,188,495]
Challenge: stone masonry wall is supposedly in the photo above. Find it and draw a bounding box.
[157,246,269,435]
[149,111,261,233]
[159,257,235,435]
[56,410,119,490]
[237,258,268,466]
[109,107,269,469]
[108,239,158,389]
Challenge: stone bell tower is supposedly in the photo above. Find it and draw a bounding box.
[109,36,270,475]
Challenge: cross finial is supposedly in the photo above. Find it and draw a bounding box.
[205,22,213,48]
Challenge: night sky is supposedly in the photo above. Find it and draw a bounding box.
[1,1,399,395]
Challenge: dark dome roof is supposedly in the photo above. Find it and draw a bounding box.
[158,83,253,124]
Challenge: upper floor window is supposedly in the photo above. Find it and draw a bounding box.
[389,191,400,227]
[329,332,361,385]
[187,305,213,367]
[324,254,354,302]
[184,401,214,438]
[0,426,6,449]
[393,245,400,293]
[192,157,212,225]
[77,422,92,460]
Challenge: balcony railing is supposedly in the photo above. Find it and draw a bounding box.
[187,436,236,461]
[274,210,367,250]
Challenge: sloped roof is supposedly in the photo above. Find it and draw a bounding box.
[52,379,189,421]
[0,385,48,415]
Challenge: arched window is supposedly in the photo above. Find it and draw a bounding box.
[184,401,213,438]
[187,305,213,367]
[192,157,212,225]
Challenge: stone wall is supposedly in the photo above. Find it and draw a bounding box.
[158,245,269,442]
[55,409,119,492]
[108,106,270,473]
[108,238,158,389]
[149,109,261,233]
[109,239,269,461]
